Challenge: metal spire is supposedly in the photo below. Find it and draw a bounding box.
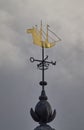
[27,22,61,130]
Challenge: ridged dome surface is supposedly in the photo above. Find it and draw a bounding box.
[35,100,52,122]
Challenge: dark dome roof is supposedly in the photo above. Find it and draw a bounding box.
[35,100,52,122]
[30,90,56,124]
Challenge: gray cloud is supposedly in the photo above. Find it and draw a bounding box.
[0,0,84,130]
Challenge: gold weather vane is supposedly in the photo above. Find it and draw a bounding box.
[26,21,61,48]
[26,21,61,90]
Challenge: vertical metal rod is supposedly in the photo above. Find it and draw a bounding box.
[42,46,44,90]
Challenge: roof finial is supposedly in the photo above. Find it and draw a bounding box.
[27,22,61,130]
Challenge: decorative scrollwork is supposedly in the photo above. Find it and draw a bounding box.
[37,62,49,70]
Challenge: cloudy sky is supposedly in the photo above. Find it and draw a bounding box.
[0,0,84,130]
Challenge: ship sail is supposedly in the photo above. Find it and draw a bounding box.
[26,22,61,48]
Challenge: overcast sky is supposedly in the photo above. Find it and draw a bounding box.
[0,0,84,130]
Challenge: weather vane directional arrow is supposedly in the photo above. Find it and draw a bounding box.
[30,55,56,70]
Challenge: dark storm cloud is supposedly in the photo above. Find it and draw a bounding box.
[0,0,84,130]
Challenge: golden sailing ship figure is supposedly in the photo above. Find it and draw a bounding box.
[26,21,61,48]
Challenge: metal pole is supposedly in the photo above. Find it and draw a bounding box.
[42,46,44,90]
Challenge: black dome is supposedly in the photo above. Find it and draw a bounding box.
[30,90,56,124]
[35,100,52,123]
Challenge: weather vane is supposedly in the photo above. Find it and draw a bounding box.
[26,21,61,130]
